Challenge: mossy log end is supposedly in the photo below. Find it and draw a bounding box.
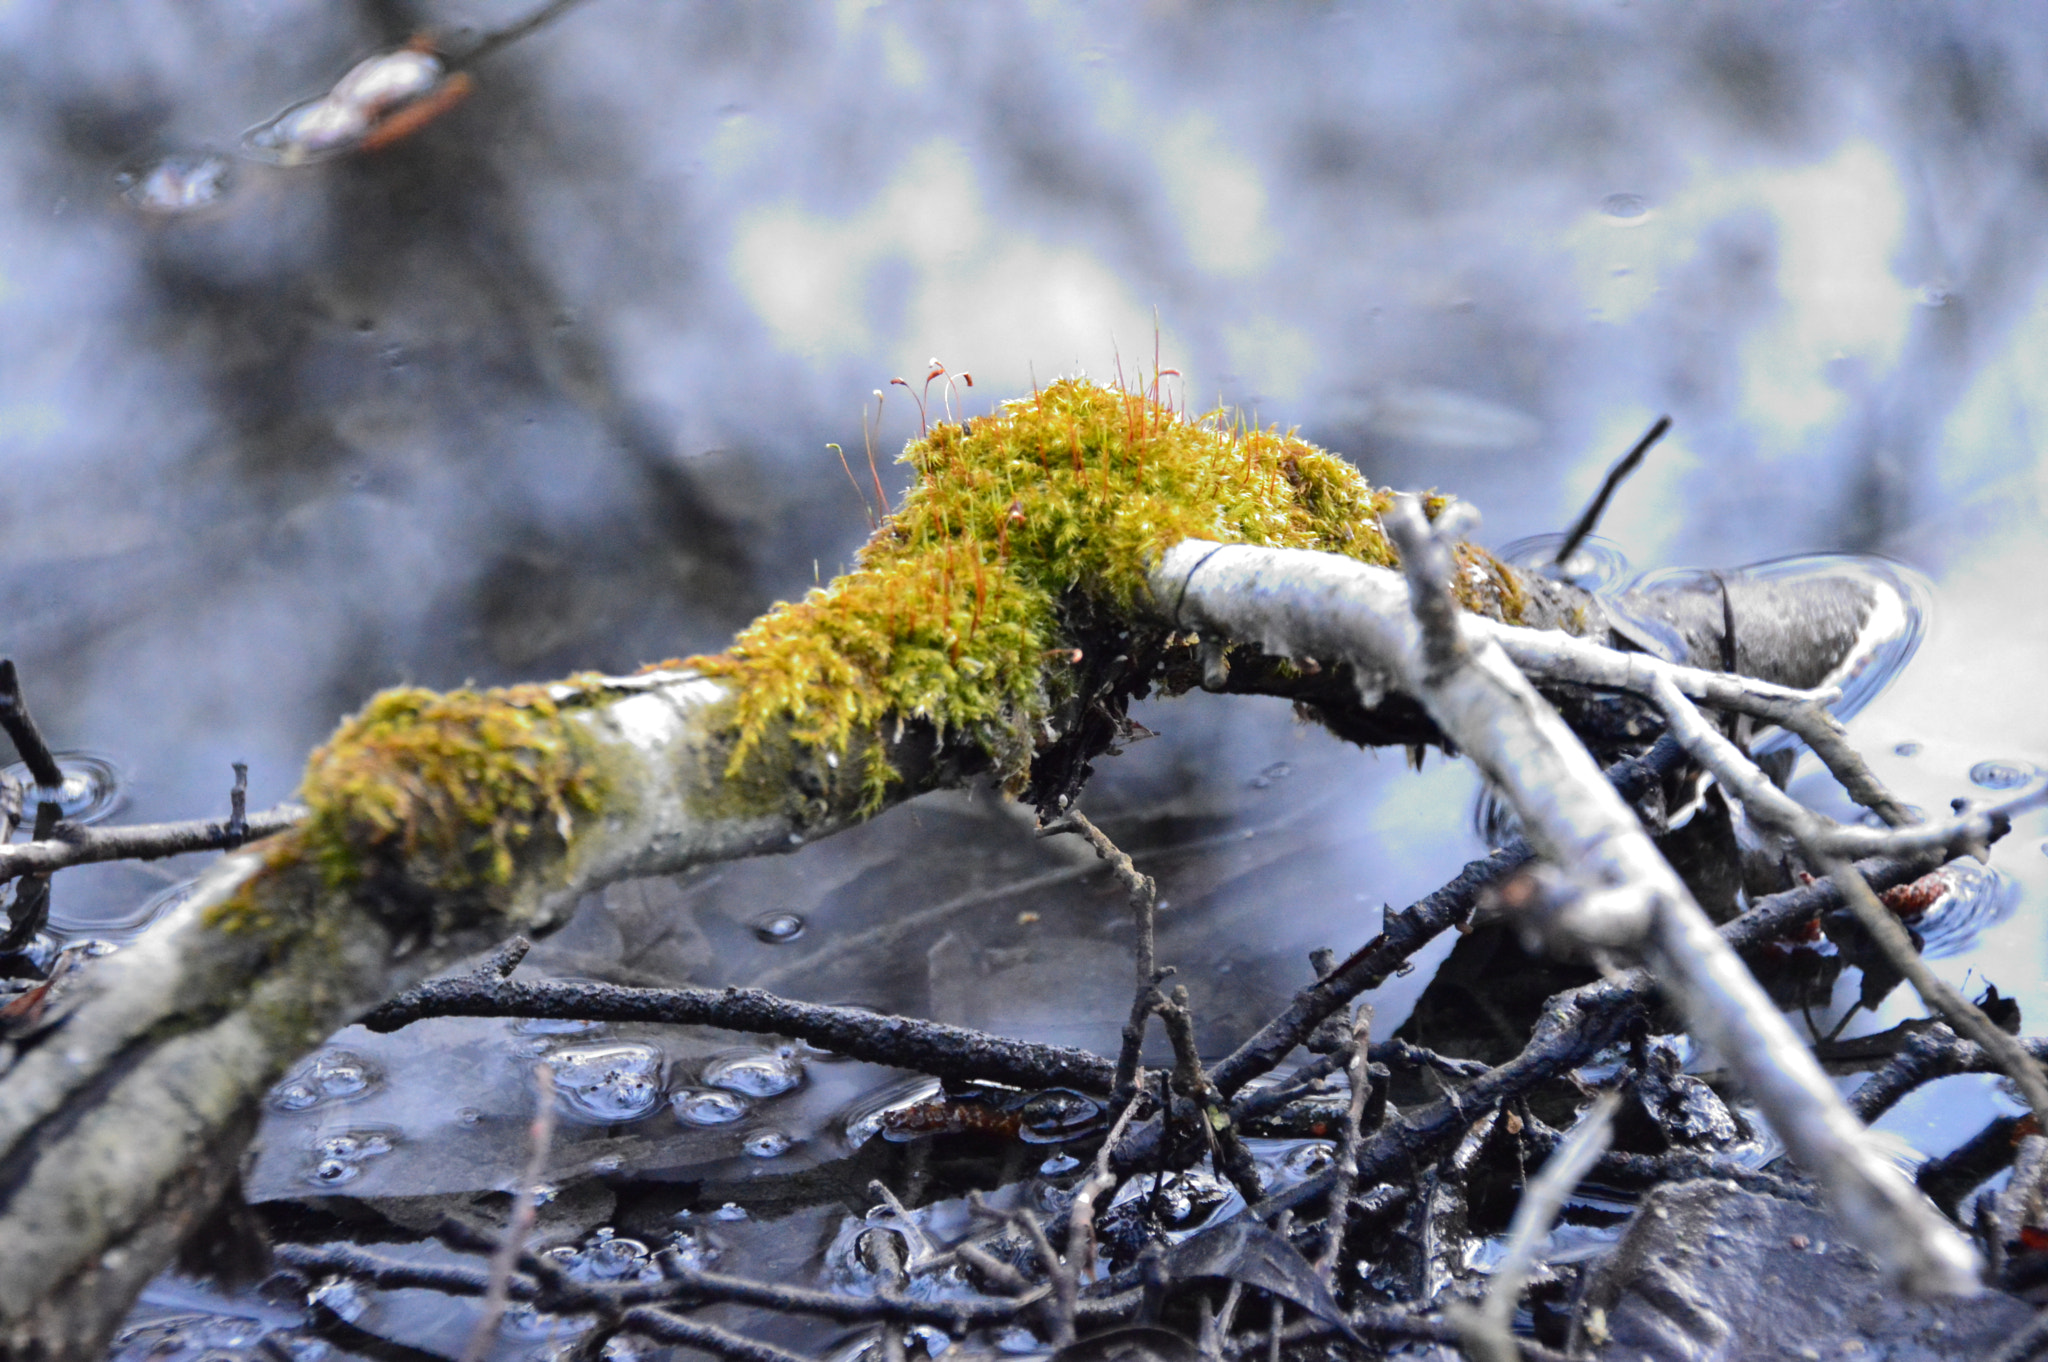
[0,381,1855,1359]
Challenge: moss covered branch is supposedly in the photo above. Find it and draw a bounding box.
[0,379,1887,1359]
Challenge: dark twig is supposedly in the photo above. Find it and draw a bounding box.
[616,1308,819,1362]
[1917,1113,2028,1218]
[1042,809,1160,1102]
[0,660,64,793]
[1207,847,1526,1098]
[1554,415,1670,569]
[1208,737,1689,1099]
[1371,1038,1493,1084]
[1160,984,1264,1204]
[374,1220,1046,1331]
[1315,1009,1372,1277]
[1852,1024,2048,1123]
[1249,854,1934,1221]
[1228,1051,1349,1123]
[0,805,303,883]
[364,977,1117,1093]
[1517,1113,1817,1203]
[472,936,533,980]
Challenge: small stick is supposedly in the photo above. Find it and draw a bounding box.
[1040,808,1161,1101]
[463,1065,556,1362]
[1159,986,1264,1204]
[0,805,305,883]
[0,661,64,793]
[472,936,532,980]
[1454,1091,1619,1362]
[1315,1008,1374,1277]
[1553,415,1670,570]
[1063,1098,1144,1317]
[1008,1208,1075,1348]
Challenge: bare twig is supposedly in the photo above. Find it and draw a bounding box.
[1159,985,1263,1204]
[1453,1091,1619,1362]
[1554,416,1670,569]
[1065,1097,1145,1323]
[1641,668,2048,1127]
[1159,526,1981,1293]
[1042,809,1160,1102]
[0,660,64,793]
[1642,669,2031,864]
[0,806,303,884]
[464,1064,556,1362]
[1314,1008,1373,1277]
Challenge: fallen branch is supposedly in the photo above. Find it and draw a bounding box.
[0,380,1972,1355]
[1851,1024,2048,1123]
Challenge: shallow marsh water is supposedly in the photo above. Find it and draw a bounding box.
[1,2,2046,1358]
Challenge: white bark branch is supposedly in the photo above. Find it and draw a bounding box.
[1641,667,2048,1128]
[1152,528,1981,1296]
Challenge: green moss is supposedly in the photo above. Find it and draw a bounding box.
[294,683,605,895]
[685,377,1519,804]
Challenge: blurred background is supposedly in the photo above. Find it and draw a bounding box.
[2,0,2046,1170]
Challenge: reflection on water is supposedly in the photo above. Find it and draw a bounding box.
[2,752,126,831]
[1496,532,1635,594]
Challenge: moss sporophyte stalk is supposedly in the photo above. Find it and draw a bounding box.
[273,377,1529,902]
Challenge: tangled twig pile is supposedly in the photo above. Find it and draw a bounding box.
[1,380,2044,1361]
